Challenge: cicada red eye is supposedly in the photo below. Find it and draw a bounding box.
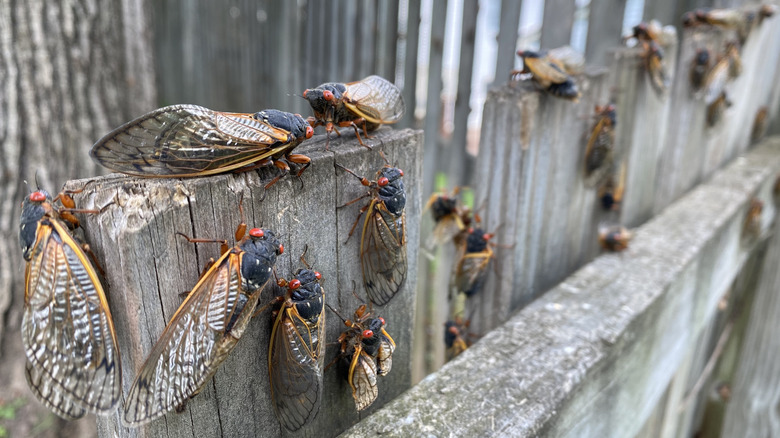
[323,90,334,101]
[278,244,284,254]
[289,279,301,290]
[249,228,264,238]
[379,317,385,325]
[302,90,309,98]
[30,192,46,202]
[305,126,314,139]
[362,329,374,339]
[483,233,492,242]
[378,177,389,187]
[468,227,475,234]
[314,271,321,280]
[398,169,404,177]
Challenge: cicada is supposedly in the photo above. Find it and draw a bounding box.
[584,104,617,188]
[599,161,626,212]
[444,317,471,361]
[707,91,732,127]
[90,105,314,188]
[743,198,763,238]
[689,49,711,93]
[512,50,581,101]
[752,106,769,143]
[424,187,470,248]
[303,75,405,148]
[122,225,283,427]
[269,252,325,432]
[336,304,395,411]
[339,164,407,306]
[643,41,669,95]
[683,8,746,29]
[19,190,121,420]
[625,21,663,45]
[725,41,742,79]
[598,226,632,252]
[453,227,495,298]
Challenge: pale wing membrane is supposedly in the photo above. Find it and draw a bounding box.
[122,252,264,426]
[344,76,405,124]
[350,351,378,411]
[456,254,491,296]
[269,308,325,431]
[361,206,407,306]
[428,215,464,248]
[376,333,395,376]
[22,222,121,417]
[91,105,287,176]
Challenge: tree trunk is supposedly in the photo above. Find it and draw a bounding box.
[0,0,155,436]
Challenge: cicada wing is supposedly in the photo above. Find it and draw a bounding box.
[704,58,729,104]
[348,349,379,411]
[376,329,396,376]
[122,251,264,427]
[269,304,325,431]
[584,118,615,188]
[22,220,121,418]
[428,214,466,248]
[343,76,405,125]
[90,104,290,177]
[361,204,407,306]
[455,251,492,297]
[524,56,570,87]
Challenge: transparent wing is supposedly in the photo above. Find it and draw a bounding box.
[22,220,121,418]
[122,251,264,427]
[349,349,378,411]
[361,203,407,306]
[428,215,465,248]
[455,252,492,297]
[343,76,405,125]
[91,104,291,176]
[376,329,396,376]
[269,304,325,431]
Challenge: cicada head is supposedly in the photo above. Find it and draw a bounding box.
[240,228,283,292]
[376,166,406,215]
[289,268,324,322]
[303,83,347,116]
[19,190,52,261]
[464,228,491,254]
[430,195,458,222]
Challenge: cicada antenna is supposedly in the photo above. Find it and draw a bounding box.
[299,244,311,269]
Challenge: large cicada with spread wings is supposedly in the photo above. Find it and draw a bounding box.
[122,226,283,427]
[269,256,325,432]
[90,105,314,188]
[339,164,407,306]
[303,75,405,148]
[19,190,121,419]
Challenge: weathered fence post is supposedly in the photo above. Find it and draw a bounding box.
[66,129,422,438]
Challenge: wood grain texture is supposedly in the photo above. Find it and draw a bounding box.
[340,136,780,438]
[64,128,421,438]
[0,0,155,436]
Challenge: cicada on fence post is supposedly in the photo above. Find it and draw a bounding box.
[424,187,472,248]
[452,227,495,299]
[444,316,472,362]
[19,189,121,420]
[303,75,405,149]
[268,249,325,432]
[334,304,395,412]
[512,50,581,101]
[584,104,617,188]
[90,105,314,189]
[121,223,283,427]
[338,164,407,307]
[689,49,711,93]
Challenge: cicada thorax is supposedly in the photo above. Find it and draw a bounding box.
[454,228,494,298]
[122,227,282,427]
[269,267,325,431]
[19,190,122,420]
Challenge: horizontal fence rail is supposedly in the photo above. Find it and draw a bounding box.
[65,129,422,438]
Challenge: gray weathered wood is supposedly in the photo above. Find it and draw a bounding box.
[585,0,627,66]
[65,128,421,438]
[422,0,449,199]
[398,0,422,130]
[340,136,780,438]
[0,1,155,436]
[493,0,524,87]
[540,0,577,49]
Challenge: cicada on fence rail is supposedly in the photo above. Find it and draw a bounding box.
[268,249,325,432]
[122,222,283,427]
[303,75,405,149]
[90,105,314,189]
[584,104,617,188]
[19,189,121,420]
[599,226,632,252]
[338,164,407,307]
[333,304,395,412]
